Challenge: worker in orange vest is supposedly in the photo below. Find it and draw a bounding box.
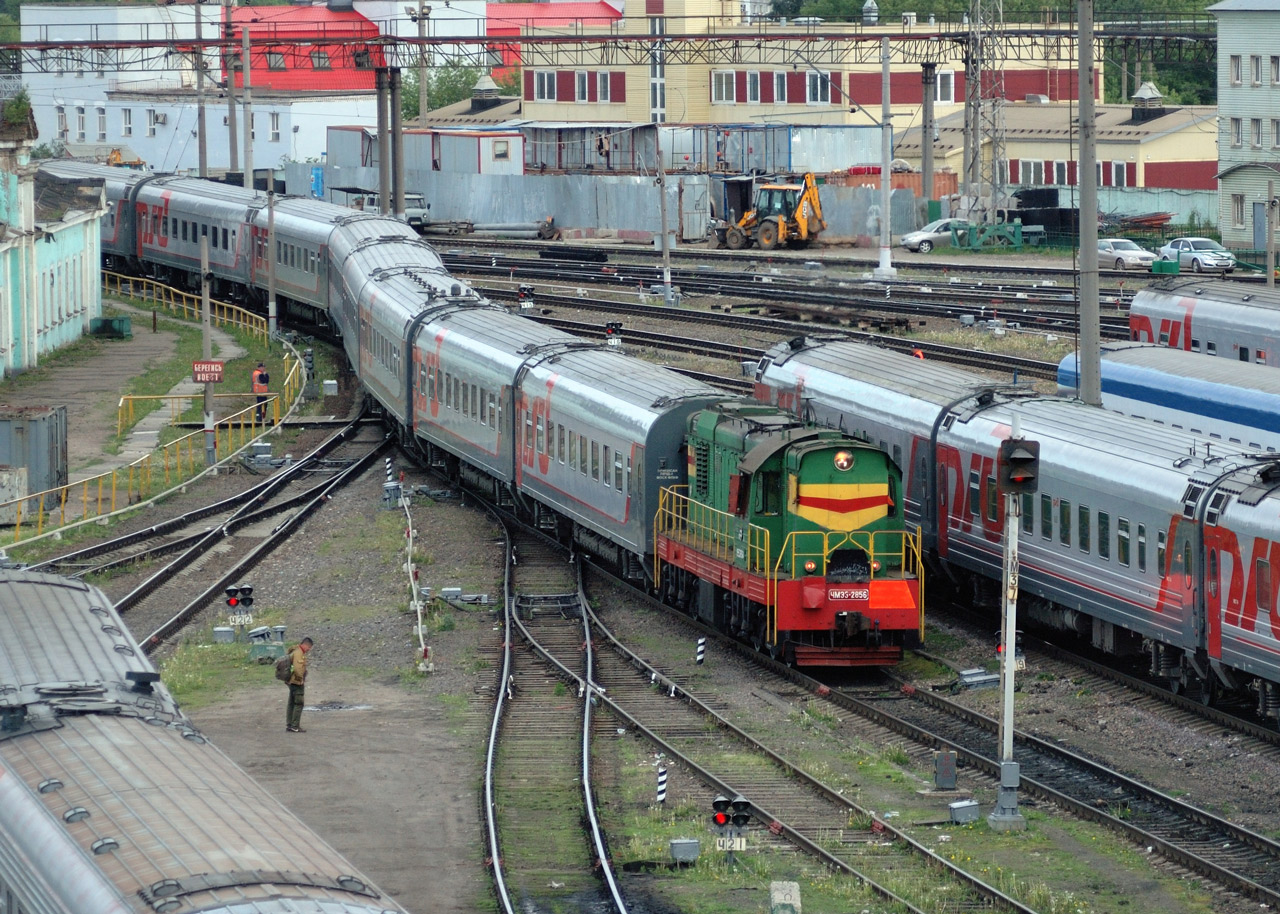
[252,362,270,423]
[912,348,925,360]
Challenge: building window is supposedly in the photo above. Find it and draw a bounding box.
[96,106,106,141]
[746,71,760,103]
[1231,54,1242,85]
[1273,119,1280,148]
[712,70,735,103]
[936,69,955,103]
[575,70,588,102]
[75,106,85,142]
[493,139,509,160]
[122,108,132,137]
[56,106,67,140]
[310,50,332,70]
[1111,161,1126,187]
[95,47,108,76]
[806,70,830,103]
[1233,193,1246,227]
[1253,118,1263,147]
[147,108,157,137]
[597,71,610,102]
[267,51,286,70]
[270,112,280,142]
[1252,55,1263,85]
[774,71,787,103]
[535,70,556,101]
[1231,117,1242,147]
[1053,160,1068,184]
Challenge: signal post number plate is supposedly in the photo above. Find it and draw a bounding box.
[716,837,747,852]
[227,613,253,627]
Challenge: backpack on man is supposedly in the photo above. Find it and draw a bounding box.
[274,653,292,683]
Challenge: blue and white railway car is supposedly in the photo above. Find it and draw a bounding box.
[1059,342,1280,452]
[1130,278,1280,367]
[755,337,1280,710]
[0,570,407,914]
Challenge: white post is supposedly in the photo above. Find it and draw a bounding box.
[1268,179,1276,290]
[874,37,896,280]
[201,235,216,466]
[654,121,674,305]
[267,190,277,336]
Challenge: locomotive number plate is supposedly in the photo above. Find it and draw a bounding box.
[827,588,870,601]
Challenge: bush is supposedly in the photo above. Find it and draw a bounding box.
[1,88,29,127]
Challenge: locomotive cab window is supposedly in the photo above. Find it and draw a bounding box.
[755,470,782,515]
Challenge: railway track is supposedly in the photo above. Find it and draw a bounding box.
[484,525,627,914]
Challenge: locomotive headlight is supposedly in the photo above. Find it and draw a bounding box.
[804,560,817,573]
[871,560,881,572]
[833,450,854,471]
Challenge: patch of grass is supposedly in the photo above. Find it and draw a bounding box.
[161,629,282,710]
[897,650,952,679]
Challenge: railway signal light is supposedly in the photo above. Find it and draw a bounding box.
[731,796,751,828]
[605,322,622,347]
[712,795,731,828]
[226,584,253,611]
[997,438,1040,495]
[225,586,241,609]
[237,584,254,610]
[303,349,314,377]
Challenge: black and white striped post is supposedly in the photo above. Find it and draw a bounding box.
[696,637,706,665]
[656,767,667,805]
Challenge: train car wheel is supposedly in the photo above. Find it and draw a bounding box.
[1198,676,1217,707]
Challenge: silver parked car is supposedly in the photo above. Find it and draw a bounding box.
[1098,238,1157,271]
[900,217,967,253]
[1157,237,1237,273]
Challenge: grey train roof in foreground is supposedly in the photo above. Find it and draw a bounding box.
[0,570,405,914]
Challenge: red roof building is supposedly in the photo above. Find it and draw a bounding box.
[223,6,385,92]
[487,2,622,75]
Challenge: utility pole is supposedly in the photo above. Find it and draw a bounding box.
[201,234,216,466]
[874,36,896,280]
[241,23,253,190]
[921,62,936,218]
[653,120,674,306]
[409,1,430,121]
[1077,0,1101,406]
[375,68,391,214]
[390,68,405,219]
[224,0,238,175]
[194,0,207,177]
[267,190,277,335]
[1268,179,1276,290]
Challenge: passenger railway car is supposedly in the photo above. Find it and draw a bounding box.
[756,337,1280,716]
[0,569,408,914]
[1129,278,1280,367]
[1059,342,1280,452]
[54,162,922,667]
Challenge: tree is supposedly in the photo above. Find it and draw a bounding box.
[401,62,484,120]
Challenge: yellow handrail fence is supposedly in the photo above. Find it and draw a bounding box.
[0,274,300,545]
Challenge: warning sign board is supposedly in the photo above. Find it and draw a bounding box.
[193,360,224,383]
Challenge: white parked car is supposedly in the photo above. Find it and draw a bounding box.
[900,218,967,253]
[1157,237,1237,273]
[1098,238,1157,271]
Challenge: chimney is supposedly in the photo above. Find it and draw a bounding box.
[1130,80,1165,122]
[470,74,503,113]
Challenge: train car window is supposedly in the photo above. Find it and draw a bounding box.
[463,384,471,419]
[181,220,188,242]
[1208,550,1219,597]
[443,372,452,407]
[453,377,460,410]
[1241,348,1252,363]
[1158,330,1170,345]
[161,217,168,237]
[985,475,997,522]
[1157,529,1167,575]
[967,470,980,517]
[1207,491,1228,524]
[1021,492,1034,534]
[1059,499,1072,546]
[1040,494,1052,539]
[1182,541,1193,587]
[626,456,632,493]
[1079,505,1091,552]
[1207,342,1217,356]
[602,446,611,483]
[222,227,228,250]
[1191,339,1201,352]
[615,452,623,491]
[592,442,600,481]
[1117,517,1130,566]
[536,416,545,453]
[580,435,588,475]
[428,365,436,401]
[757,471,782,514]
[1258,558,1272,615]
[1138,524,1147,573]
[570,433,578,471]
[525,412,533,451]
[558,425,566,463]
[1098,512,1110,560]
[1181,483,1204,519]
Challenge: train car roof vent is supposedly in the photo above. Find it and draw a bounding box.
[126,671,160,694]
[1260,462,1280,483]
[788,336,805,351]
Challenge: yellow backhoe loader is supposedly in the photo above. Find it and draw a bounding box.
[716,173,826,251]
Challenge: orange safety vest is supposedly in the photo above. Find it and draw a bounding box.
[252,369,269,394]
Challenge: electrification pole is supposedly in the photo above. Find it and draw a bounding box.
[267,190,277,336]
[201,234,216,466]
[874,37,896,280]
[194,1,207,177]
[241,23,253,190]
[224,0,238,175]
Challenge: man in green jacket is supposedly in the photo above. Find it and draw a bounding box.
[286,637,313,732]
